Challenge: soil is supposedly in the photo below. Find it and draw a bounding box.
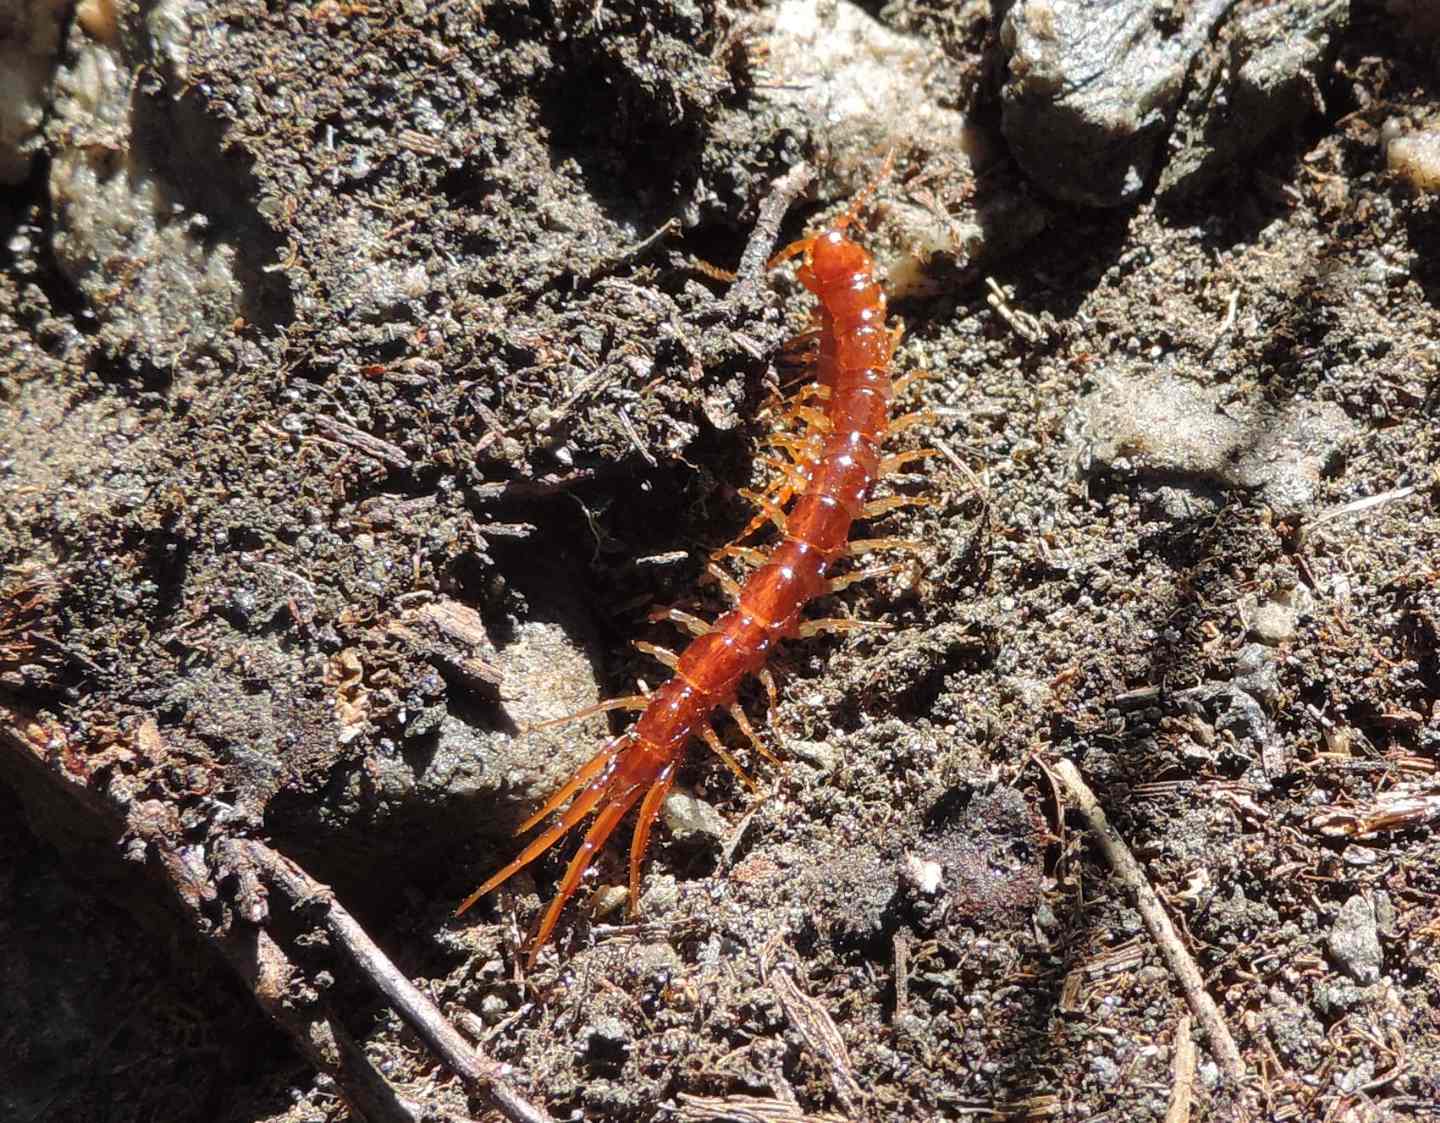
[1,1,1438,1121]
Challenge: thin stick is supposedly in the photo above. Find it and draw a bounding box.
[1165,1014,1197,1123]
[727,162,814,310]
[1050,758,1248,1093]
[238,840,555,1123]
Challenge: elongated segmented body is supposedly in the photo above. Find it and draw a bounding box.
[457,197,898,963]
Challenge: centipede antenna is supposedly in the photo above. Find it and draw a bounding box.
[526,695,649,731]
[834,146,897,232]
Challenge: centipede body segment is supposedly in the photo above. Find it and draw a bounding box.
[457,171,908,963]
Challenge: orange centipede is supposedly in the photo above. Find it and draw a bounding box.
[457,162,925,963]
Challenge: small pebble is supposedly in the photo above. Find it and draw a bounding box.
[1328,894,1382,985]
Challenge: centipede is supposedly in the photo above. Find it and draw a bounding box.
[457,162,927,963]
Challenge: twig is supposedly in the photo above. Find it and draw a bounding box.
[727,162,814,311]
[675,1093,848,1123]
[892,931,911,1022]
[1165,1014,1197,1123]
[1302,482,1423,534]
[759,934,863,1117]
[238,840,556,1123]
[1050,758,1249,1094]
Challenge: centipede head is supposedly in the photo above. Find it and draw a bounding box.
[806,229,871,287]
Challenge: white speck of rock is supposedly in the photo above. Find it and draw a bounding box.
[1248,583,1314,645]
[901,852,944,895]
[1383,118,1440,193]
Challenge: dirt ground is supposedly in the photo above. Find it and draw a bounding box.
[2,0,1439,1120]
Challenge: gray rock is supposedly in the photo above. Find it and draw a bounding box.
[1245,583,1314,645]
[1161,0,1347,200]
[661,788,727,844]
[0,0,67,184]
[1328,894,1382,985]
[44,0,286,370]
[996,0,1236,207]
[1077,363,1357,510]
[759,0,1040,294]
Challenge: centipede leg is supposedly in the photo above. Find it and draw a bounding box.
[826,561,909,593]
[759,668,781,727]
[517,735,629,832]
[889,409,938,435]
[726,702,781,767]
[455,751,624,917]
[736,490,789,535]
[527,781,647,965]
[705,561,744,604]
[796,616,892,638]
[634,640,679,669]
[698,721,757,790]
[628,761,678,915]
[712,544,769,568]
[648,606,711,637]
[879,449,942,475]
[861,495,933,519]
[847,536,927,557]
[893,368,933,398]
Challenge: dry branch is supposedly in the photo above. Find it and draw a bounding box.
[238,839,554,1123]
[1050,758,1249,1095]
[0,704,551,1123]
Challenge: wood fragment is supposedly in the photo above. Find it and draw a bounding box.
[675,1093,848,1123]
[760,935,864,1116]
[1050,758,1249,1097]
[0,705,553,1123]
[726,162,814,312]
[1165,1014,1196,1123]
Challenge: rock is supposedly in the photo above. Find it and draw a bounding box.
[1328,894,1382,985]
[0,0,67,184]
[45,0,286,371]
[662,788,727,844]
[1160,0,1347,200]
[759,0,1040,294]
[1383,118,1440,193]
[1077,363,1357,510]
[1246,582,1315,645]
[996,0,1232,207]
